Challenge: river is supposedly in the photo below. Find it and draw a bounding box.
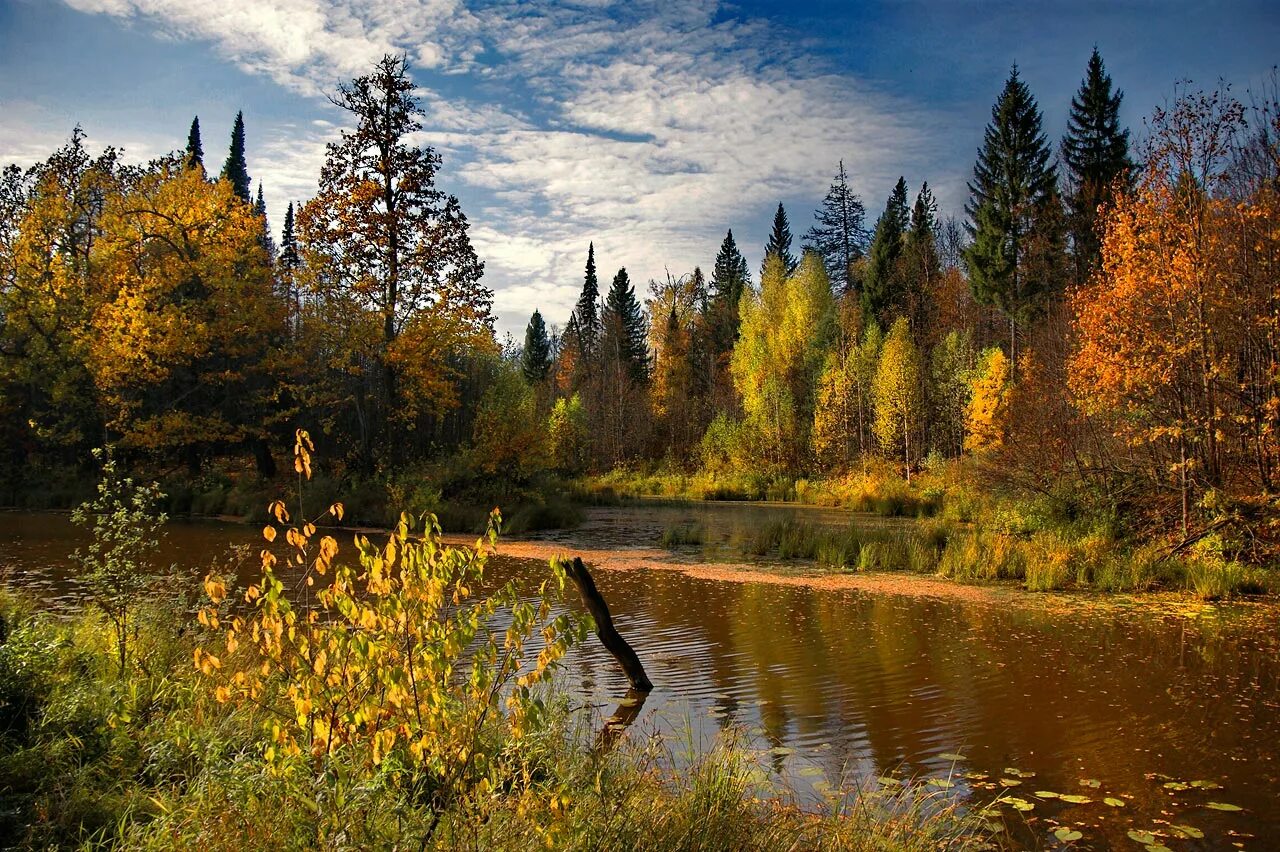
[2,506,1277,849]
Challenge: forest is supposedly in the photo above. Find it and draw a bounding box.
[2,52,1280,588]
[4,38,1280,851]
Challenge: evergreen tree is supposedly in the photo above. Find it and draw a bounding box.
[521,309,553,384]
[601,267,648,383]
[763,202,798,276]
[1061,47,1132,282]
[708,229,751,357]
[185,116,204,171]
[803,160,867,295]
[280,201,299,272]
[904,182,942,336]
[573,243,602,357]
[220,111,251,203]
[964,66,1058,361]
[862,177,910,322]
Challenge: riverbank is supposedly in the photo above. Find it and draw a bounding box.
[575,464,1280,601]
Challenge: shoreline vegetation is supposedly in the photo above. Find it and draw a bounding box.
[0,461,987,850]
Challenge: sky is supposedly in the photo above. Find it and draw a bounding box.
[1,0,1277,338]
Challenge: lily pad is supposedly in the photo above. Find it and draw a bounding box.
[1190,780,1222,790]
[1078,778,1101,788]
[938,752,966,761]
[1169,825,1204,839]
[797,766,825,777]
[1059,794,1092,804]
[998,778,1023,787]
[876,776,902,786]
[1035,790,1061,799]
[926,778,955,789]
[1144,846,1172,852]
[1103,797,1127,808]
[1163,781,1189,791]
[1127,830,1157,844]
[769,746,795,756]
[1004,797,1035,812]
[1004,767,1036,778]
[1054,828,1084,842]
[1206,801,1243,811]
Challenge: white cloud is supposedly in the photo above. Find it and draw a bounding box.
[51,0,950,336]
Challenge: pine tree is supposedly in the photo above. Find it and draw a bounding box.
[601,267,648,383]
[185,116,204,171]
[1061,47,1132,282]
[708,229,751,357]
[521,309,552,384]
[862,177,910,323]
[220,111,251,203]
[280,201,299,272]
[803,160,867,295]
[904,182,942,337]
[573,243,602,357]
[254,181,274,257]
[964,66,1058,362]
[763,202,798,276]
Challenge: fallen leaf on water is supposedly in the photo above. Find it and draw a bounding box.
[1035,790,1061,799]
[1169,825,1204,839]
[1103,797,1126,808]
[998,778,1022,787]
[938,752,966,762]
[1079,779,1101,788]
[1127,830,1157,844]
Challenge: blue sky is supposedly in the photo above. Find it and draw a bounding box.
[1,0,1277,337]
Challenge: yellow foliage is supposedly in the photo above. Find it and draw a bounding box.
[965,347,1011,453]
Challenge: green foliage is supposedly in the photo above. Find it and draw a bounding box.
[708,229,751,358]
[803,160,867,295]
[863,177,910,322]
[964,66,1059,332]
[763,202,798,276]
[219,110,251,203]
[601,267,648,383]
[471,360,548,479]
[71,449,169,675]
[184,115,203,171]
[549,394,589,475]
[521,309,553,384]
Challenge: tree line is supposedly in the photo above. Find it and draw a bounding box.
[1,51,1277,554]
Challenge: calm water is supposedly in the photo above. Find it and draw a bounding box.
[2,507,1278,850]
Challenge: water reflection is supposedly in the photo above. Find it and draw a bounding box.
[2,510,1278,848]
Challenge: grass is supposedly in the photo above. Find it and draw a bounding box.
[0,584,986,851]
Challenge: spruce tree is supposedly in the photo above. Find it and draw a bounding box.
[904,182,942,335]
[280,201,299,272]
[221,111,252,203]
[709,229,751,357]
[573,243,602,357]
[862,177,910,322]
[803,160,867,295]
[185,116,204,171]
[521,309,553,383]
[602,267,648,383]
[964,66,1058,361]
[1061,47,1132,282]
[763,202,798,276]
[254,182,274,256]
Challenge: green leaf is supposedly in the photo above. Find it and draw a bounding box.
[1034,790,1060,799]
[1054,828,1083,842]
[1127,830,1157,844]
[1078,778,1101,788]
[938,752,966,761]
[998,778,1022,787]
[1189,780,1222,790]
[1205,801,1242,811]
[926,777,955,789]
[1059,794,1092,804]
[1169,825,1204,839]
[1103,797,1126,807]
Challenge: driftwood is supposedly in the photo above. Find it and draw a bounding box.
[597,688,649,754]
[564,557,653,693]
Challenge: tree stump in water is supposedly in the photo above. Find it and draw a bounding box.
[564,557,653,693]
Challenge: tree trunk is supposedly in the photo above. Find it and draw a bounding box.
[564,557,652,693]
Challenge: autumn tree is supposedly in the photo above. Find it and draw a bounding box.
[804,160,867,295]
[965,347,1011,454]
[707,229,751,404]
[764,202,798,276]
[930,330,978,457]
[872,317,923,480]
[1069,83,1255,536]
[87,164,285,471]
[965,66,1059,363]
[647,271,702,459]
[1061,48,1132,283]
[732,251,835,470]
[904,182,942,341]
[297,55,491,466]
[470,360,547,479]
[220,110,251,203]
